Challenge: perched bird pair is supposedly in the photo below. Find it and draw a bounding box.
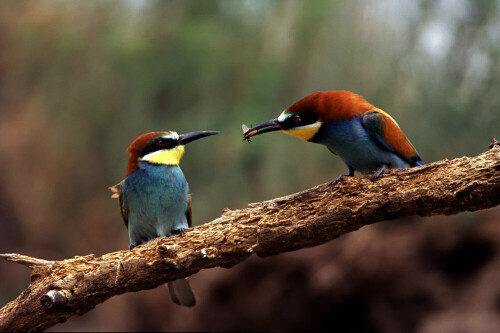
[110,90,423,307]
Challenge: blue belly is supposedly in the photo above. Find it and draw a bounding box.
[122,162,190,244]
[316,117,409,173]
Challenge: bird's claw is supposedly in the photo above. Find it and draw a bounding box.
[129,239,150,250]
[330,174,346,187]
[370,164,388,181]
[330,167,355,188]
[172,228,187,237]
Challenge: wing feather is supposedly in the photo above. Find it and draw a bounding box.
[109,180,129,228]
[362,110,423,166]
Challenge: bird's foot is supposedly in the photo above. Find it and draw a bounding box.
[370,164,388,181]
[330,174,352,187]
[172,228,187,237]
[330,167,355,188]
[129,239,150,250]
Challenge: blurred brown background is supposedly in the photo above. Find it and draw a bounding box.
[0,0,499,331]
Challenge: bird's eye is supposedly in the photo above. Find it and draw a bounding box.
[292,115,301,123]
[157,139,166,146]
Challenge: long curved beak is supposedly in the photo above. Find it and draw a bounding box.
[178,131,219,145]
[242,118,282,141]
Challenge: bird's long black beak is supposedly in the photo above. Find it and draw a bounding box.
[178,131,219,145]
[242,118,282,141]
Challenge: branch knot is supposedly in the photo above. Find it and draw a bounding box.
[40,290,68,309]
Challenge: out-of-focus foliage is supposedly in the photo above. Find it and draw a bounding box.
[0,0,498,331]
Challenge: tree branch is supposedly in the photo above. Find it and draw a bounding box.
[1,143,499,332]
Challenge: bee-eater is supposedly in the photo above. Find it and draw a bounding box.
[110,130,219,307]
[243,90,423,185]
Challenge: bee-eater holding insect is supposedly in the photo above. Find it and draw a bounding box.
[242,90,423,185]
[110,130,219,307]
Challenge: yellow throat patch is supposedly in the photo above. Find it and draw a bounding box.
[282,122,322,141]
[140,145,185,166]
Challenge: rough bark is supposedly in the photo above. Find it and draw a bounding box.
[1,143,499,332]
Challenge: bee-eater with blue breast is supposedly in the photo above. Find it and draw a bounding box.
[110,130,219,307]
[243,90,423,185]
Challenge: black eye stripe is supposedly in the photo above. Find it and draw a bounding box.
[139,137,177,158]
[157,137,175,146]
[281,111,318,129]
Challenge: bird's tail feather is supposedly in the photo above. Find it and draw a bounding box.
[167,278,196,307]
